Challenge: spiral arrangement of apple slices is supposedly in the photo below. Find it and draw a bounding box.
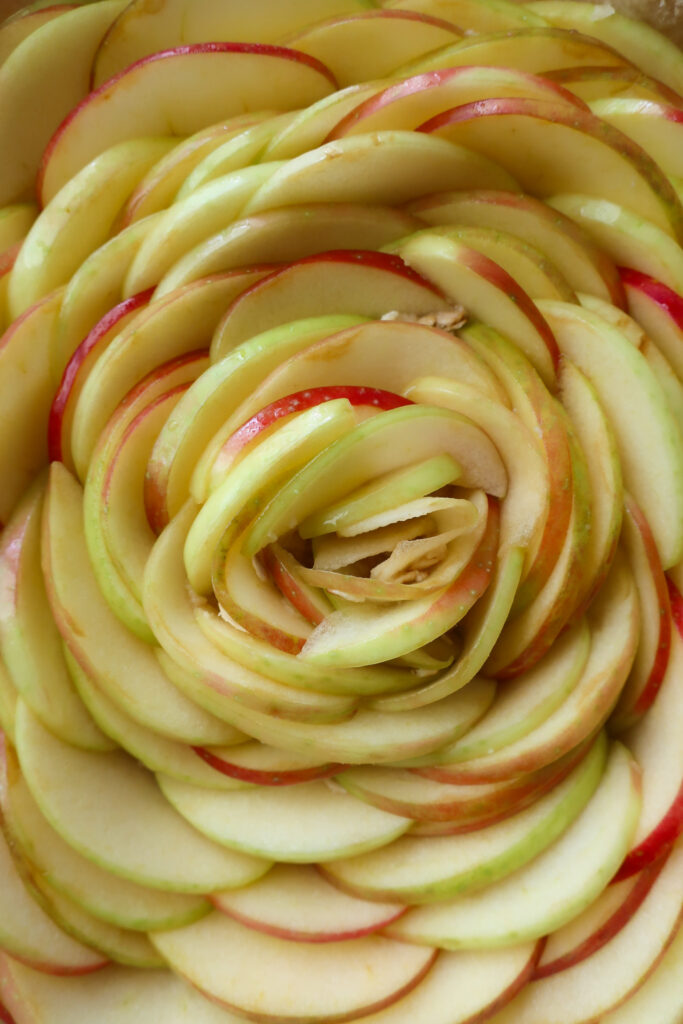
[1,0,683,1021]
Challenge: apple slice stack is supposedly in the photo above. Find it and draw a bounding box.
[1,0,683,1021]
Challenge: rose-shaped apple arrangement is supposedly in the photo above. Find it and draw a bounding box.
[1,1,683,1022]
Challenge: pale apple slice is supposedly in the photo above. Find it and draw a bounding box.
[482,841,683,1024]
[15,702,271,893]
[158,774,412,862]
[43,463,247,745]
[383,0,547,32]
[538,299,683,568]
[8,137,173,318]
[387,740,640,948]
[154,205,424,298]
[590,97,683,179]
[0,818,106,974]
[549,194,683,293]
[324,732,606,903]
[420,97,683,242]
[405,188,624,304]
[0,0,126,206]
[622,269,683,380]
[0,479,112,751]
[0,204,36,252]
[39,43,336,203]
[212,864,404,942]
[0,289,62,525]
[243,130,518,216]
[282,10,461,87]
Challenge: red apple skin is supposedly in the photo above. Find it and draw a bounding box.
[38,42,338,206]
[192,746,342,787]
[620,267,683,327]
[534,856,666,979]
[48,288,154,463]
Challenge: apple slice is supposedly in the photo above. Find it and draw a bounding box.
[324,732,606,903]
[15,701,271,893]
[621,268,683,380]
[420,97,683,242]
[39,43,336,203]
[212,863,404,942]
[382,0,547,32]
[0,0,126,206]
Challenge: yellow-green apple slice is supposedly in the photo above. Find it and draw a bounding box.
[548,194,683,293]
[0,0,126,207]
[0,288,62,525]
[398,232,559,385]
[151,911,435,1024]
[71,269,269,479]
[544,65,683,107]
[482,841,683,1024]
[0,204,36,252]
[0,816,106,974]
[281,10,462,87]
[557,360,622,613]
[49,288,154,471]
[0,656,17,742]
[526,0,683,95]
[92,0,374,86]
[193,742,338,787]
[39,44,336,204]
[43,463,247,745]
[325,732,606,902]
[212,863,404,941]
[420,98,683,242]
[15,702,271,893]
[589,97,683,179]
[621,269,683,380]
[28,877,163,969]
[243,130,518,216]
[329,65,584,139]
[611,496,672,730]
[120,113,277,224]
[383,0,546,32]
[406,188,624,304]
[8,137,173,319]
[158,774,412,862]
[2,757,211,931]
[154,204,424,297]
[0,6,78,67]
[0,480,112,751]
[123,162,284,295]
[440,557,639,780]
[615,623,683,879]
[147,316,368,527]
[538,299,683,568]
[387,740,640,948]
[535,858,665,978]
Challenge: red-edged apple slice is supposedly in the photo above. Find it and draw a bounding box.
[0,0,126,207]
[535,858,665,978]
[483,841,683,1024]
[325,733,606,903]
[420,97,683,242]
[611,496,672,730]
[0,817,106,975]
[283,10,461,87]
[590,97,683,178]
[151,912,436,1024]
[0,7,78,67]
[0,289,61,524]
[242,129,518,216]
[49,288,153,469]
[406,188,624,305]
[153,204,425,298]
[212,863,403,942]
[194,742,337,787]
[329,64,583,139]
[384,0,546,32]
[39,43,336,203]
[15,701,271,893]
[544,64,683,107]
[621,269,683,380]
[70,268,270,479]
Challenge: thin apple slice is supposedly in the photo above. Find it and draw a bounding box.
[0,0,126,206]
[212,863,404,942]
[39,43,336,203]
[151,912,436,1024]
[15,701,271,893]
[420,97,683,242]
[538,299,683,568]
[387,740,640,948]
[324,732,606,903]
[621,269,683,380]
